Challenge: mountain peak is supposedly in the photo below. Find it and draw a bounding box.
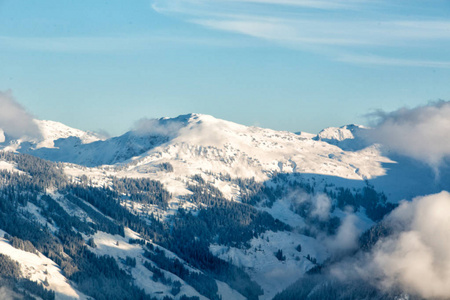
[0,119,103,151]
[158,113,214,123]
[314,124,368,151]
[35,119,103,147]
[315,124,364,142]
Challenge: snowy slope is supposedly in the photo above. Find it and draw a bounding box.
[0,119,102,152]
[210,231,328,300]
[1,114,390,181]
[314,124,369,151]
[124,114,391,182]
[35,119,102,148]
[0,229,88,300]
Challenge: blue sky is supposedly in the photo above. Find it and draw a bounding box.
[1,0,450,136]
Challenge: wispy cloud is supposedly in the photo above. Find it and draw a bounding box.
[0,34,246,53]
[228,0,374,10]
[338,54,450,68]
[153,0,377,12]
[152,0,450,68]
[192,18,372,46]
[0,36,143,53]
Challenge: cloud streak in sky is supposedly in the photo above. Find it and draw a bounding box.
[338,54,450,68]
[152,0,450,68]
[193,17,450,47]
[0,35,244,53]
[229,0,373,9]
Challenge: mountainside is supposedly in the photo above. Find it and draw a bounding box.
[3,113,446,201]
[0,113,447,300]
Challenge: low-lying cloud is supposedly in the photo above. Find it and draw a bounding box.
[289,190,332,222]
[366,101,450,170]
[0,91,41,141]
[289,190,363,256]
[310,193,332,221]
[330,191,450,299]
[0,287,21,300]
[370,191,450,298]
[324,212,361,256]
[132,118,185,137]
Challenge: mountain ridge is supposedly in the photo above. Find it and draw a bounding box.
[2,113,446,203]
[0,113,390,181]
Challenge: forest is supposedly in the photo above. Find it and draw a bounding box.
[0,152,396,300]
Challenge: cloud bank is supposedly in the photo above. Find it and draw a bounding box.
[366,101,450,170]
[329,191,450,299]
[0,91,41,141]
[371,191,450,298]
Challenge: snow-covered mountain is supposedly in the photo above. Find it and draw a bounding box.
[3,113,446,201]
[0,119,103,151]
[0,113,448,300]
[313,124,369,151]
[1,114,389,178]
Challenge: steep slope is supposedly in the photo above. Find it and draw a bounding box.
[0,229,88,300]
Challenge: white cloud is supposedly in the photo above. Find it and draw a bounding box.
[0,287,21,300]
[338,53,450,68]
[310,193,332,221]
[323,212,364,257]
[288,190,363,256]
[193,17,450,47]
[230,0,373,9]
[154,0,374,11]
[328,191,450,298]
[370,191,450,298]
[289,190,332,221]
[192,18,371,46]
[366,101,450,169]
[132,118,185,137]
[0,91,41,140]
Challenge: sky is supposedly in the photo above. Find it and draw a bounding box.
[1,0,450,136]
